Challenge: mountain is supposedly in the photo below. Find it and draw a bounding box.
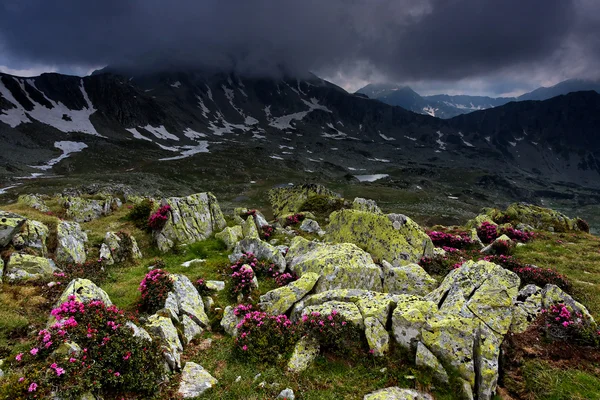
[1,69,600,225]
[357,79,600,119]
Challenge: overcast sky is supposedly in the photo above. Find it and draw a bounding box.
[1,0,599,96]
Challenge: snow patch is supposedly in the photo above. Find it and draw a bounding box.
[436,131,447,151]
[141,125,180,141]
[196,95,210,118]
[354,174,389,182]
[379,133,395,141]
[183,128,207,139]
[270,155,284,160]
[422,106,437,117]
[30,141,88,171]
[367,158,390,163]
[509,141,517,147]
[126,127,153,142]
[159,141,210,161]
[404,135,417,141]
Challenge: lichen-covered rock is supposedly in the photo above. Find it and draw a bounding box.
[259,272,320,315]
[56,278,113,306]
[0,210,26,247]
[415,342,448,383]
[100,232,142,265]
[221,306,241,337]
[510,284,543,333]
[241,216,260,240]
[287,336,320,373]
[126,321,152,342]
[0,258,4,283]
[171,274,210,328]
[475,323,502,400]
[5,253,58,283]
[182,314,203,344]
[327,210,433,266]
[465,214,497,230]
[392,295,437,349]
[206,280,225,291]
[303,301,364,328]
[56,221,87,264]
[286,236,382,293]
[12,220,49,256]
[382,262,437,296]
[146,314,183,370]
[229,238,286,272]
[542,284,595,323]
[364,316,389,356]
[215,225,243,250]
[363,387,433,400]
[352,198,383,214]
[154,192,226,252]
[53,341,82,357]
[299,218,325,236]
[62,195,120,222]
[99,243,114,265]
[503,203,582,232]
[18,194,50,212]
[178,362,217,398]
[269,184,341,218]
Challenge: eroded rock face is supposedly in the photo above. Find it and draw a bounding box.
[229,238,286,273]
[178,362,217,398]
[363,387,433,400]
[259,272,320,315]
[286,237,383,293]
[5,253,58,283]
[268,184,341,218]
[327,210,433,266]
[0,211,26,248]
[382,262,437,296]
[154,192,226,252]
[56,221,88,264]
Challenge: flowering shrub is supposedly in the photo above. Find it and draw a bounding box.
[230,265,255,299]
[491,239,514,255]
[126,199,154,230]
[261,225,274,239]
[234,310,299,363]
[138,269,173,313]
[2,297,163,399]
[147,204,171,231]
[500,226,535,242]
[244,209,257,217]
[300,310,362,354]
[274,272,298,287]
[194,278,212,296]
[419,249,482,276]
[427,231,474,249]
[228,253,297,298]
[482,255,570,289]
[543,303,600,347]
[285,213,305,226]
[477,222,499,244]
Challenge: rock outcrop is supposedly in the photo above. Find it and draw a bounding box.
[0,211,26,247]
[229,238,286,273]
[268,184,341,218]
[154,192,226,252]
[99,231,142,265]
[4,253,58,283]
[56,221,88,264]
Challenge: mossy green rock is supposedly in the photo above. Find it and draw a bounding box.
[181,314,203,344]
[18,194,50,212]
[62,196,119,222]
[287,335,320,373]
[382,262,437,296]
[475,322,502,400]
[56,278,113,306]
[269,183,341,218]
[303,300,364,328]
[155,192,226,252]
[259,272,320,315]
[483,203,581,232]
[364,316,390,356]
[326,210,433,266]
[220,306,241,337]
[542,284,595,323]
[286,237,382,293]
[178,362,217,398]
[363,387,433,400]
[391,295,437,349]
[5,253,58,283]
[0,210,26,247]
[0,258,4,283]
[242,216,260,239]
[56,221,88,264]
[464,214,497,230]
[215,225,243,250]
[146,314,183,370]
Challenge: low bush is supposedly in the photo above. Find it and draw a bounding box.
[1,297,164,399]
[125,199,154,230]
[285,213,305,226]
[482,255,570,289]
[194,278,212,296]
[138,269,173,313]
[228,253,298,299]
[477,222,499,244]
[427,231,474,249]
[491,239,514,255]
[147,204,171,231]
[543,303,600,347]
[299,310,363,355]
[500,226,535,242]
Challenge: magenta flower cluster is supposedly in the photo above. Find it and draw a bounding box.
[427,231,474,249]
[138,268,174,312]
[285,213,305,226]
[147,204,172,230]
[477,222,499,244]
[502,226,535,242]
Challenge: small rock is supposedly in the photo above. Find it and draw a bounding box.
[363,387,433,400]
[178,362,217,398]
[277,388,295,399]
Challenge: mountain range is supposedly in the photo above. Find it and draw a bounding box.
[356,79,600,118]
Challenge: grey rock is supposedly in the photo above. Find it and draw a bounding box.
[178,362,217,398]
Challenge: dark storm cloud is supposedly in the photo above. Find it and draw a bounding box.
[0,0,598,86]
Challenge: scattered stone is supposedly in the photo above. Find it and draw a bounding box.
[206,280,225,291]
[286,237,383,293]
[352,198,382,214]
[382,262,437,296]
[154,192,226,252]
[259,272,320,315]
[229,238,286,272]
[215,225,243,250]
[5,253,58,283]
[363,387,433,400]
[277,388,295,399]
[181,259,205,267]
[0,210,26,247]
[299,218,324,236]
[171,274,210,328]
[18,194,50,212]
[56,221,88,264]
[327,210,433,266]
[287,336,320,373]
[182,314,203,344]
[146,314,183,370]
[178,362,217,398]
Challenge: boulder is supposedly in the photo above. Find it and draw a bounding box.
[299,218,324,235]
[352,198,383,214]
[287,336,320,373]
[171,274,210,328]
[100,232,142,264]
[229,238,286,272]
[259,272,320,315]
[327,210,433,266]
[302,300,364,328]
[364,316,389,356]
[241,216,260,239]
[18,194,50,212]
[5,253,58,283]
[542,284,595,323]
[221,306,241,337]
[382,262,437,296]
[391,295,437,350]
[268,183,341,218]
[146,314,183,370]
[510,284,543,333]
[55,278,113,306]
[12,220,49,256]
[0,259,3,283]
[502,203,581,232]
[215,225,243,250]
[464,214,497,230]
[206,280,225,291]
[56,221,88,264]
[277,389,295,399]
[363,387,433,400]
[286,236,383,293]
[154,192,226,252]
[415,342,448,383]
[182,314,203,344]
[0,211,26,247]
[126,321,152,342]
[178,362,217,398]
[62,195,120,222]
